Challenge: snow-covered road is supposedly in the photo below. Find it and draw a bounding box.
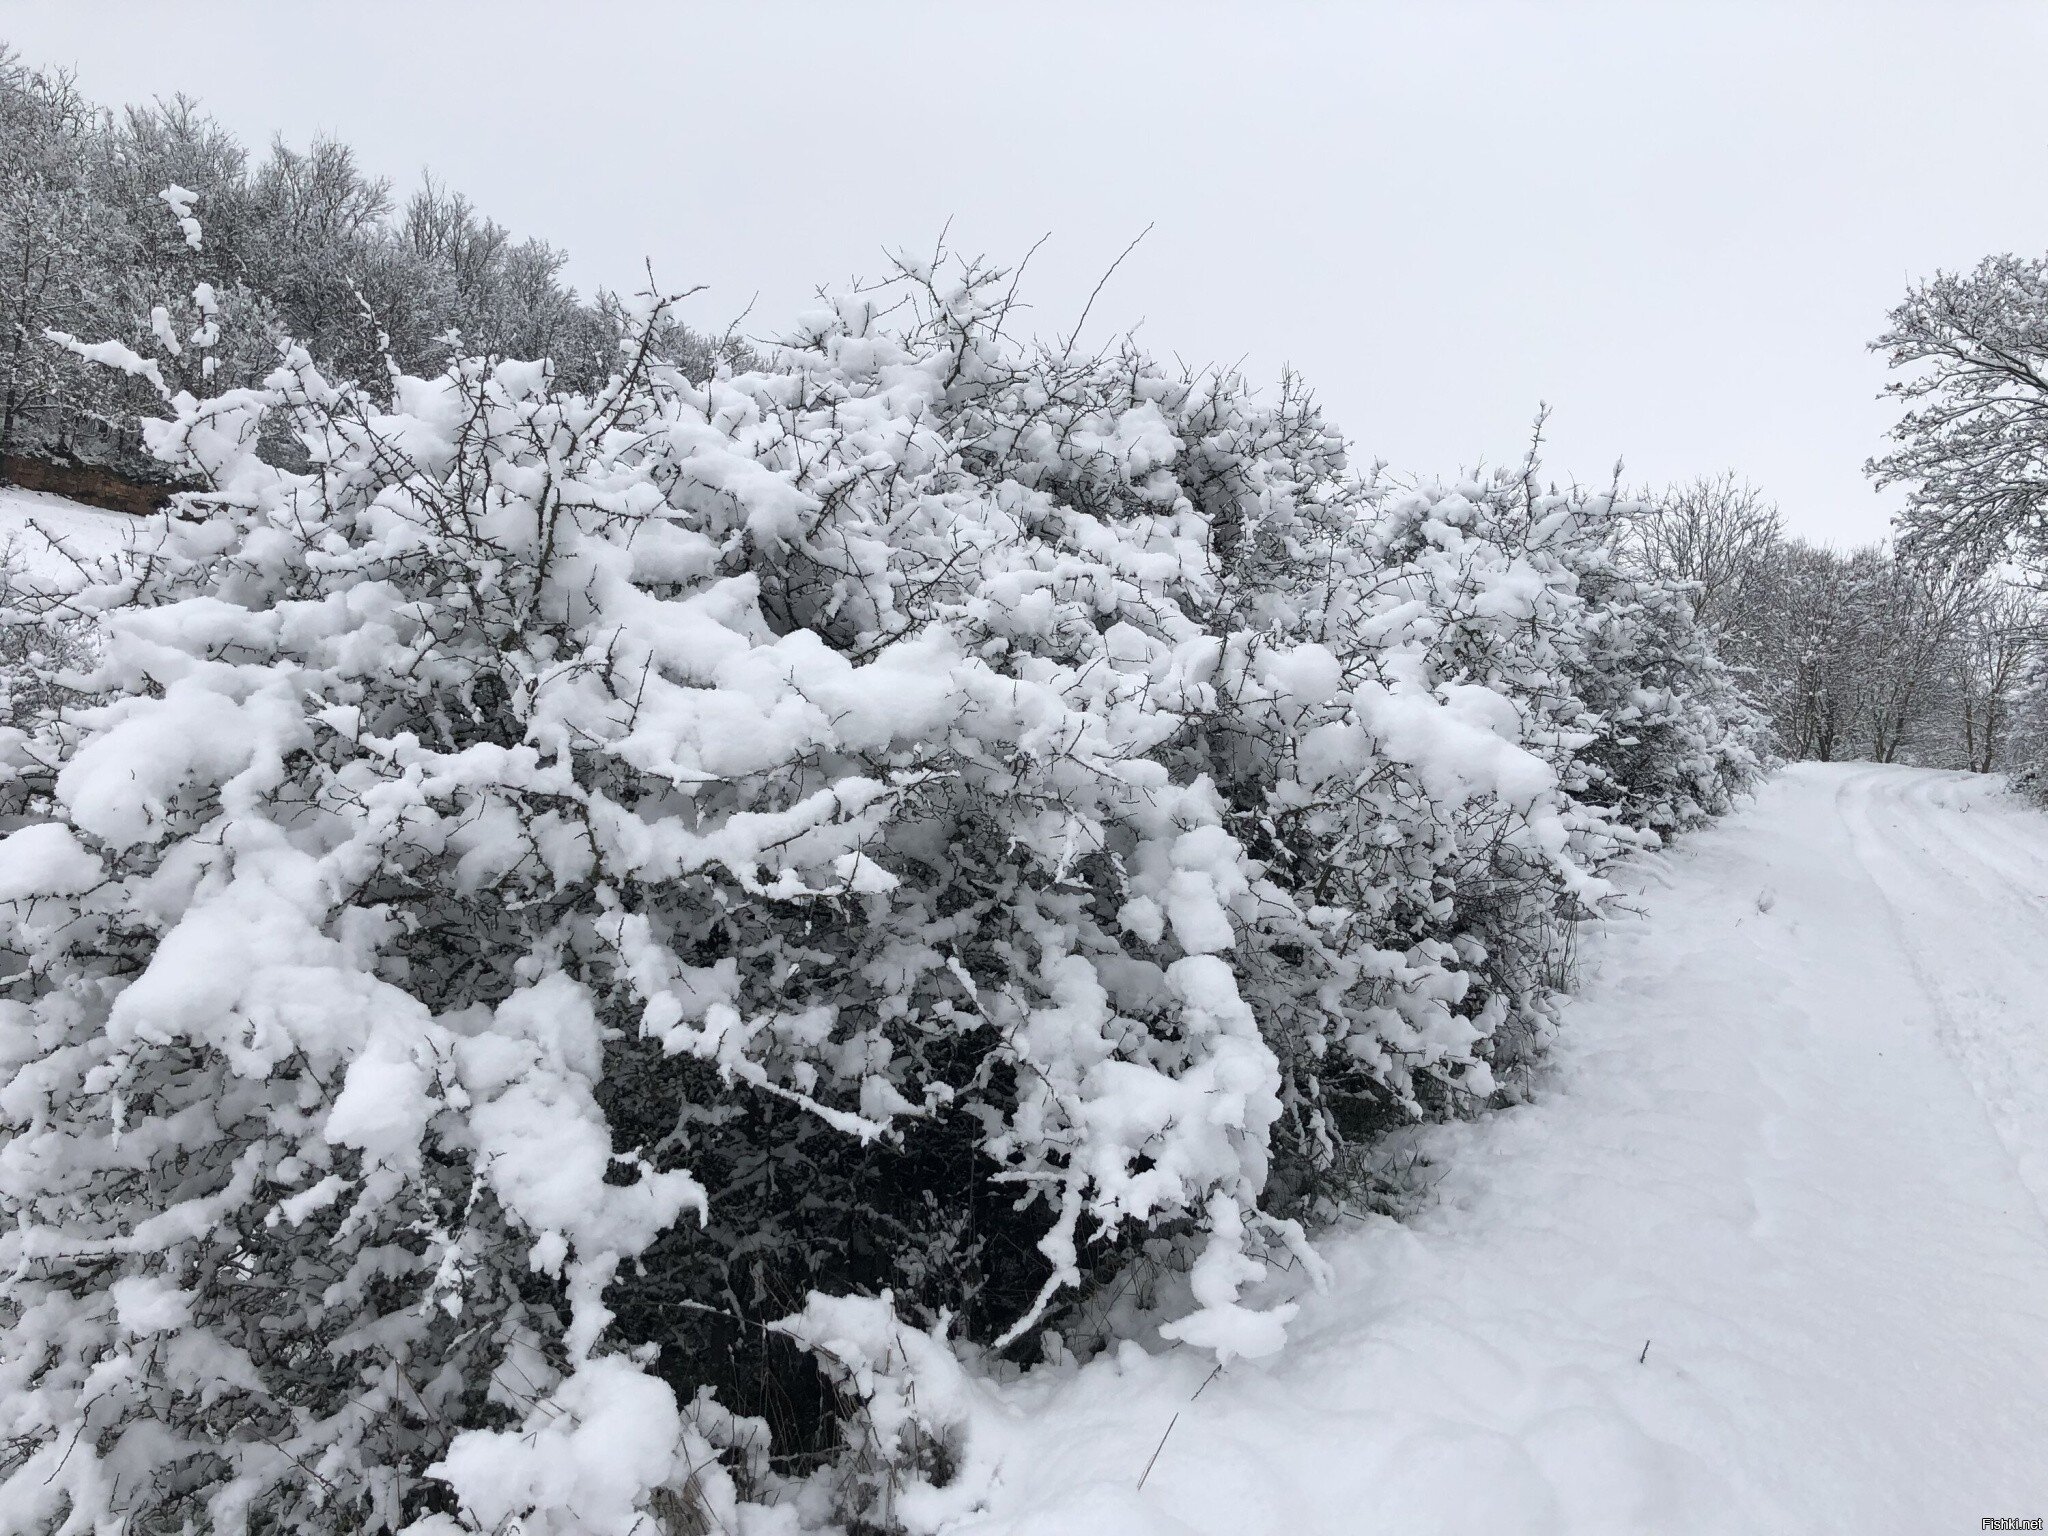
[961,763,2048,1535]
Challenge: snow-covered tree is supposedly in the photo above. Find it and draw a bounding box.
[1954,581,2042,773]
[0,51,746,493]
[1626,473,1783,637]
[0,51,125,479]
[1872,253,2048,588]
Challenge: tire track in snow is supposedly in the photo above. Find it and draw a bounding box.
[954,764,2048,1536]
[1833,765,2048,1229]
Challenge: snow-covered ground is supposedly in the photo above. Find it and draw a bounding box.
[957,763,2048,1535]
[0,483,139,579]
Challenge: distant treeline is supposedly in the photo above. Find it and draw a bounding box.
[1625,476,2045,780]
[0,45,737,482]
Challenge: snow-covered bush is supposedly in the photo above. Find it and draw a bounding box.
[1574,560,1772,834]
[1215,465,1770,1212]
[0,251,1766,1535]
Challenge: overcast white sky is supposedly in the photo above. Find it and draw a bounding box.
[8,1,2046,543]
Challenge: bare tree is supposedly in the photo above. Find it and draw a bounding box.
[1767,541,1864,761]
[1955,581,2042,772]
[1628,473,1784,634]
[1857,554,1973,764]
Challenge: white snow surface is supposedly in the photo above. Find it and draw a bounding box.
[954,763,2048,1536]
[0,485,142,577]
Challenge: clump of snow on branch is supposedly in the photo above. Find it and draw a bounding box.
[158,182,203,250]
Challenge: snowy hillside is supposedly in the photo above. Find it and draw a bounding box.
[952,762,2048,1535]
[0,484,138,577]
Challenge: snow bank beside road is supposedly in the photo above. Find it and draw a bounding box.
[949,763,2048,1536]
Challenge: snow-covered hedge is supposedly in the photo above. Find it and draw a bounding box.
[0,255,1767,1535]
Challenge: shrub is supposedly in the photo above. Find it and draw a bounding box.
[0,252,1764,1535]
